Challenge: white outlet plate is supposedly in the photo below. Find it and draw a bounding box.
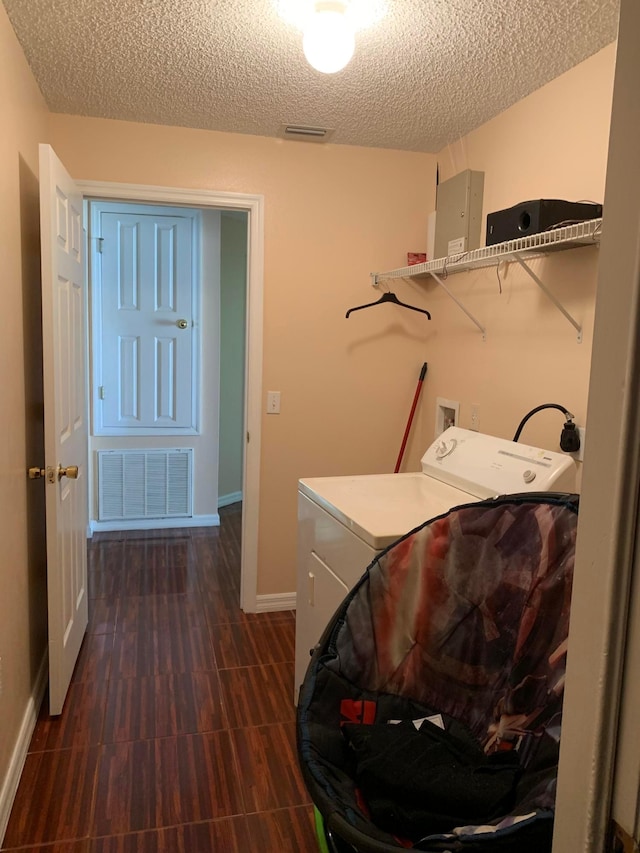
[470,403,480,432]
[577,426,586,462]
[570,426,586,462]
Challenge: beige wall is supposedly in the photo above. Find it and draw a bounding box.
[89,208,222,522]
[48,43,615,595]
[219,212,248,502]
[0,4,620,839]
[47,115,438,594]
[410,44,616,470]
[438,45,615,215]
[0,1,49,824]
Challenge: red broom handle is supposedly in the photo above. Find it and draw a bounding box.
[394,362,428,473]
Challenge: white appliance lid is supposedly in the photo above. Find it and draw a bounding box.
[299,472,474,549]
[299,428,576,550]
[421,426,576,497]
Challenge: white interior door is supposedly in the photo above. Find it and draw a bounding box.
[93,203,198,435]
[39,144,89,716]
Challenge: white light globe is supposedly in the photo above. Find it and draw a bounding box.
[302,5,355,74]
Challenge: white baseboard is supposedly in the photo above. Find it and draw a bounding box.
[0,650,48,846]
[218,491,242,508]
[255,592,296,612]
[90,514,220,532]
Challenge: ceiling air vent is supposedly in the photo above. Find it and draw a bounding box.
[282,124,335,143]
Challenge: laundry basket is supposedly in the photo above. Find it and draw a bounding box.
[297,492,578,852]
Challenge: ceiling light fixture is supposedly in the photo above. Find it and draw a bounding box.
[302,1,356,74]
[278,0,386,32]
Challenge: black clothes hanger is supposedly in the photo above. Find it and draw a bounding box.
[345,290,431,319]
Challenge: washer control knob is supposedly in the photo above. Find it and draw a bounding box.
[523,469,536,484]
[435,438,458,459]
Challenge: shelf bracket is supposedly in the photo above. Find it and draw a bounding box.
[429,271,487,340]
[510,253,583,343]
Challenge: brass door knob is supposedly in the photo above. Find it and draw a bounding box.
[57,465,79,480]
[176,319,189,330]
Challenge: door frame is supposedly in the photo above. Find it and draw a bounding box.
[77,180,264,613]
[552,0,640,847]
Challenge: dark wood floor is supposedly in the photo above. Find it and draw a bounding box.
[3,504,318,852]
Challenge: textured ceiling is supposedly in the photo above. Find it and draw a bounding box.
[3,0,619,152]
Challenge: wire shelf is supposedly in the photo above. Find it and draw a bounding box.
[373,218,602,283]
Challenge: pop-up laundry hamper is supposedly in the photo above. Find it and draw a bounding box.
[297,492,579,852]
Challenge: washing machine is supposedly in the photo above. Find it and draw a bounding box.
[294,426,577,700]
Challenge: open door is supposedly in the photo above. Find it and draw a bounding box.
[36,144,88,715]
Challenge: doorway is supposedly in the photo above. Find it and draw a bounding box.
[80,180,264,613]
[87,201,247,533]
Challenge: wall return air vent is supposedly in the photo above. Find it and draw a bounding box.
[281,124,335,142]
[98,449,193,521]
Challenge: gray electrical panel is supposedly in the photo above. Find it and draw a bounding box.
[434,169,485,258]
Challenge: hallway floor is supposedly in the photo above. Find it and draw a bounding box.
[2,504,318,851]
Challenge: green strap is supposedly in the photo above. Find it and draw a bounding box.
[314,806,331,853]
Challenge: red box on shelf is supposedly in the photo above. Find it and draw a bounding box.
[407,253,427,265]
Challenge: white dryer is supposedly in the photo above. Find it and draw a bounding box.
[294,426,577,699]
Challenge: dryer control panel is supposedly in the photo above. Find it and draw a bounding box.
[422,427,577,498]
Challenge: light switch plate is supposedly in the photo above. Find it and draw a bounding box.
[267,391,281,414]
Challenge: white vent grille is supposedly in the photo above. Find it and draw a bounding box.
[281,124,335,143]
[98,449,193,521]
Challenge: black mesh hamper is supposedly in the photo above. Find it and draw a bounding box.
[297,493,579,852]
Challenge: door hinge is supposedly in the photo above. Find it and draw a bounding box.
[96,237,104,253]
[98,385,105,400]
[246,431,250,443]
[608,820,639,853]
